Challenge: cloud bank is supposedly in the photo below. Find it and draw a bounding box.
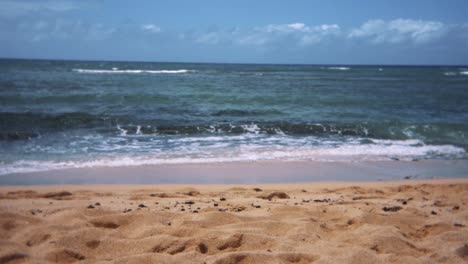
[349,19,447,44]
[1,5,467,64]
[190,19,463,47]
[3,13,467,48]
[0,0,82,18]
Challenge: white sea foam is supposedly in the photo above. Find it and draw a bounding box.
[241,124,261,134]
[116,125,128,136]
[460,71,468,75]
[328,67,350,71]
[274,128,285,135]
[73,69,195,74]
[168,134,259,143]
[444,72,457,76]
[370,139,423,146]
[0,137,465,176]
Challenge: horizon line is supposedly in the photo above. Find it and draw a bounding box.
[1,56,467,67]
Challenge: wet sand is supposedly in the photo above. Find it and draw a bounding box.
[1,179,467,263]
[2,159,468,185]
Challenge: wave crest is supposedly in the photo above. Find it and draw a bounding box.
[0,139,465,175]
[327,67,350,71]
[73,69,195,74]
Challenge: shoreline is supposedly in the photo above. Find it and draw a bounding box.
[1,177,468,191]
[1,159,467,185]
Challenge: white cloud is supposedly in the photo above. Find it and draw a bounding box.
[263,22,339,33]
[0,0,81,18]
[6,16,466,52]
[288,23,306,31]
[141,24,161,33]
[236,33,269,46]
[264,22,335,33]
[190,22,342,47]
[265,22,309,33]
[236,22,341,46]
[320,24,340,31]
[15,19,116,42]
[195,32,223,44]
[190,20,463,48]
[349,19,447,44]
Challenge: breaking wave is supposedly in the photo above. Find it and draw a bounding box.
[73,69,195,74]
[0,136,465,175]
[327,67,350,71]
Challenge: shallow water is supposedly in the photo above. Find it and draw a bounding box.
[1,59,468,175]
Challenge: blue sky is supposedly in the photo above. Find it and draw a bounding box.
[1,0,468,64]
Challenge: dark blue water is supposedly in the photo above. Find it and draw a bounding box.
[1,59,467,175]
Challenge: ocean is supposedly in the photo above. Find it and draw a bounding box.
[1,59,468,175]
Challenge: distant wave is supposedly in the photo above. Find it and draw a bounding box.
[444,71,468,76]
[444,72,457,76]
[327,67,350,71]
[73,69,195,74]
[211,109,283,117]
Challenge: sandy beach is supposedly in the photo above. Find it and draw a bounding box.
[2,1,468,263]
[1,179,467,263]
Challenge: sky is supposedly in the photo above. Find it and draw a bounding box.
[1,0,468,64]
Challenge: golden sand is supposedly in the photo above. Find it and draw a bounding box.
[1,180,467,263]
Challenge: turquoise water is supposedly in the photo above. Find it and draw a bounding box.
[1,59,468,175]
